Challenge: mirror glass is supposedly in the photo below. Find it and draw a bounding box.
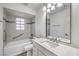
[46,3,71,44]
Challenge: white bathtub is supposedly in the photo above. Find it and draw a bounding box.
[4,39,32,56]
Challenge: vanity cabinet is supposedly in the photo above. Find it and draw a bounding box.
[37,49,46,56]
[33,40,57,56]
[33,46,46,56]
[33,46,38,56]
[33,38,79,56]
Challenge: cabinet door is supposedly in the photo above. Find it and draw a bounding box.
[37,49,46,56]
[33,46,38,56]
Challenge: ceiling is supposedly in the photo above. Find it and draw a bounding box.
[4,3,43,19]
[22,3,43,10]
[4,8,35,19]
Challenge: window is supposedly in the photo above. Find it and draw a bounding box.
[16,18,24,30]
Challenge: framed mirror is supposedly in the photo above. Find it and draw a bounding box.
[46,3,71,44]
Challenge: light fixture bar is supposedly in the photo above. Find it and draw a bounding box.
[42,3,64,13]
[57,3,63,7]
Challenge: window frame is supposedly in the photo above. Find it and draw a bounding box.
[16,18,24,30]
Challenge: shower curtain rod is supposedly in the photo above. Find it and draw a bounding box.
[3,17,35,24]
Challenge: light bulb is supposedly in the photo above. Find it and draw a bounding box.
[51,6,55,10]
[43,6,46,11]
[47,3,51,8]
[53,3,56,5]
[47,8,50,13]
[57,3,63,7]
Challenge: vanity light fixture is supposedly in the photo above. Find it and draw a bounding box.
[57,3,63,7]
[43,3,64,13]
[51,5,55,10]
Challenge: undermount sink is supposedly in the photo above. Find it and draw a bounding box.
[41,40,59,48]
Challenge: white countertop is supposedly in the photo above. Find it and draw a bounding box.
[33,38,79,56]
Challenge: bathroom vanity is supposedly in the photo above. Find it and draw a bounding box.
[33,38,79,56]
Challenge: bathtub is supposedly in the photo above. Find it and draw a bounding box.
[4,39,32,56]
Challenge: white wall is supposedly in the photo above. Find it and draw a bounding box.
[71,4,79,47]
[49,8,70,39]
[0,7,3,56]
[6,15,31,43]
[35,7,46,38]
